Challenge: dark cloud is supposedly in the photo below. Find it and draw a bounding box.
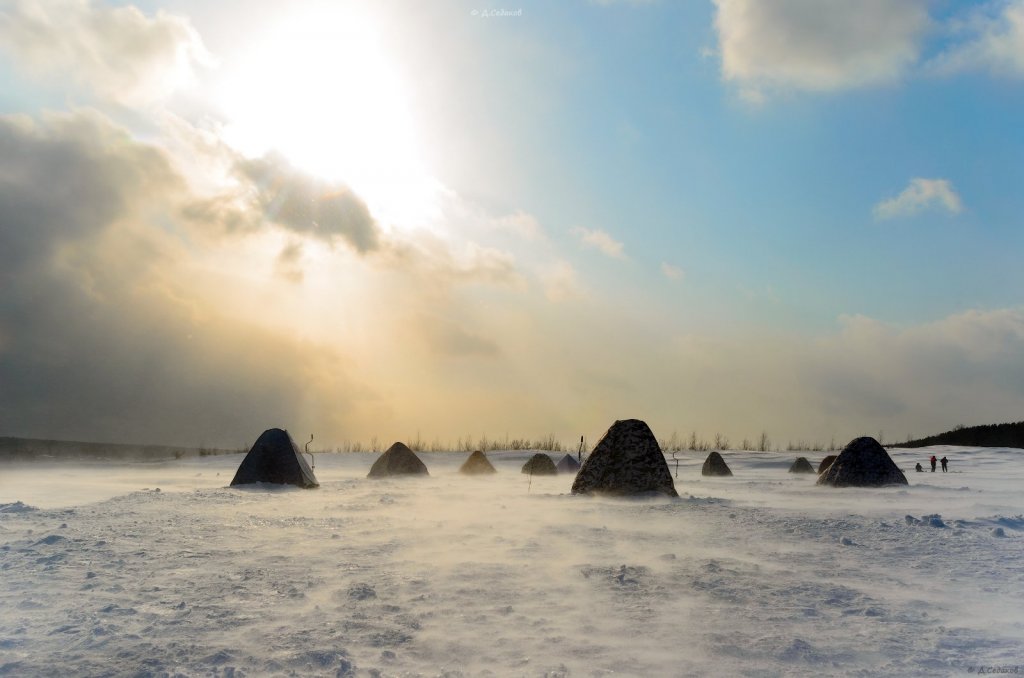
[237,154,380,252]
[0,111,180,275]
[0,110,367,446]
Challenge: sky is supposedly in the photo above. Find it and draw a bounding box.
[1,0,1023,450]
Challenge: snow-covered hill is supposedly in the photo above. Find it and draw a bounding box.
[2,447,1022,676]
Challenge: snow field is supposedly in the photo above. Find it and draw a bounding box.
[1,447,1023,676]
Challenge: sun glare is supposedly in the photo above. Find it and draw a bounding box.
[218,8,440,232]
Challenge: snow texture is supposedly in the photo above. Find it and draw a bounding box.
[1,446,1023,677]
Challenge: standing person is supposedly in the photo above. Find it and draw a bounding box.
[941,456,948,472]
[930,455,937,472]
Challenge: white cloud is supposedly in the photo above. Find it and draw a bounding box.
[661,262,684,281]
[713,0,929,99]
[0,0,212,106]
[873,178,963,220]
[570,226,626,259]
[494,210,546,241]
[928,0,1024,77]
[541,260,584,302]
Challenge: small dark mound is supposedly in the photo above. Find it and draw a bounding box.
[368,442,429,478]
[701,451,732,477]
[788,457,815,474]
[231,428,318,488]
[459,450,496,475]
[818,455,838,474]
[555,454,581,474]
[521,453,557,476]
[816,437,908,487]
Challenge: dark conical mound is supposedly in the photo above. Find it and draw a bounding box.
[818,455,838,474]
[459,450,496,475]
[521,453,557,476]
[231,428,318,488]
[556,454,580,474]
[816,437,908,487]
[571,419,677,497]
[789,457,815,474]
[368,442,429,478]
[702,451,733,477]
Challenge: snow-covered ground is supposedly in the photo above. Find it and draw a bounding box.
[2,446,1023,677]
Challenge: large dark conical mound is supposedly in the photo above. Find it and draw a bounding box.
[230,428,318,488]
[789,457,815,474]
[521,453,557,475]
[459,450,496,475]
[818,455,838,474]
[368,442,429,478]
[816,437,908,487]
[571,419,677,497]
[555,454,580,474]
[702,451,733,477]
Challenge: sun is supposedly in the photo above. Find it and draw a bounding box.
[217,7,440,232]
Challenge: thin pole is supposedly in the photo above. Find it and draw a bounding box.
[305,434,315,471]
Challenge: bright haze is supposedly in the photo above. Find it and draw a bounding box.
[1,0,1023,449]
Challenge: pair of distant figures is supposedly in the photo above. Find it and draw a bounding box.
[915,456,948,473]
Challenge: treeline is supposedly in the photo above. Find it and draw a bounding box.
[333,431,838,454]
[657,431,772,452]
[335,434,568,454]
[891,421,1024,449]
[0,436,238,462]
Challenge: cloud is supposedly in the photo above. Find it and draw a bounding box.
[493,210,546,241]
[799,309,1024,427]
[0,110,182,274]
[0,110,374,446]
[235,155,380,252]
[418,317,500,359]
[661,262,684,281]
[540,260,584,302]
[382,235,523,291]
[928,0,1024,77]
[0,0,212,106]
[275,240,305,284]
[570,226,626,259]
[653,307,1024,445]
[873,178,963,220]
[3,112,1019,449]
[712,0,929,99]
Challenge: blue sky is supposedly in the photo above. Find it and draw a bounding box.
[1,0,1023,448]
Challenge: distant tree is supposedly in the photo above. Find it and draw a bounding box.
[892,420,1024,448]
